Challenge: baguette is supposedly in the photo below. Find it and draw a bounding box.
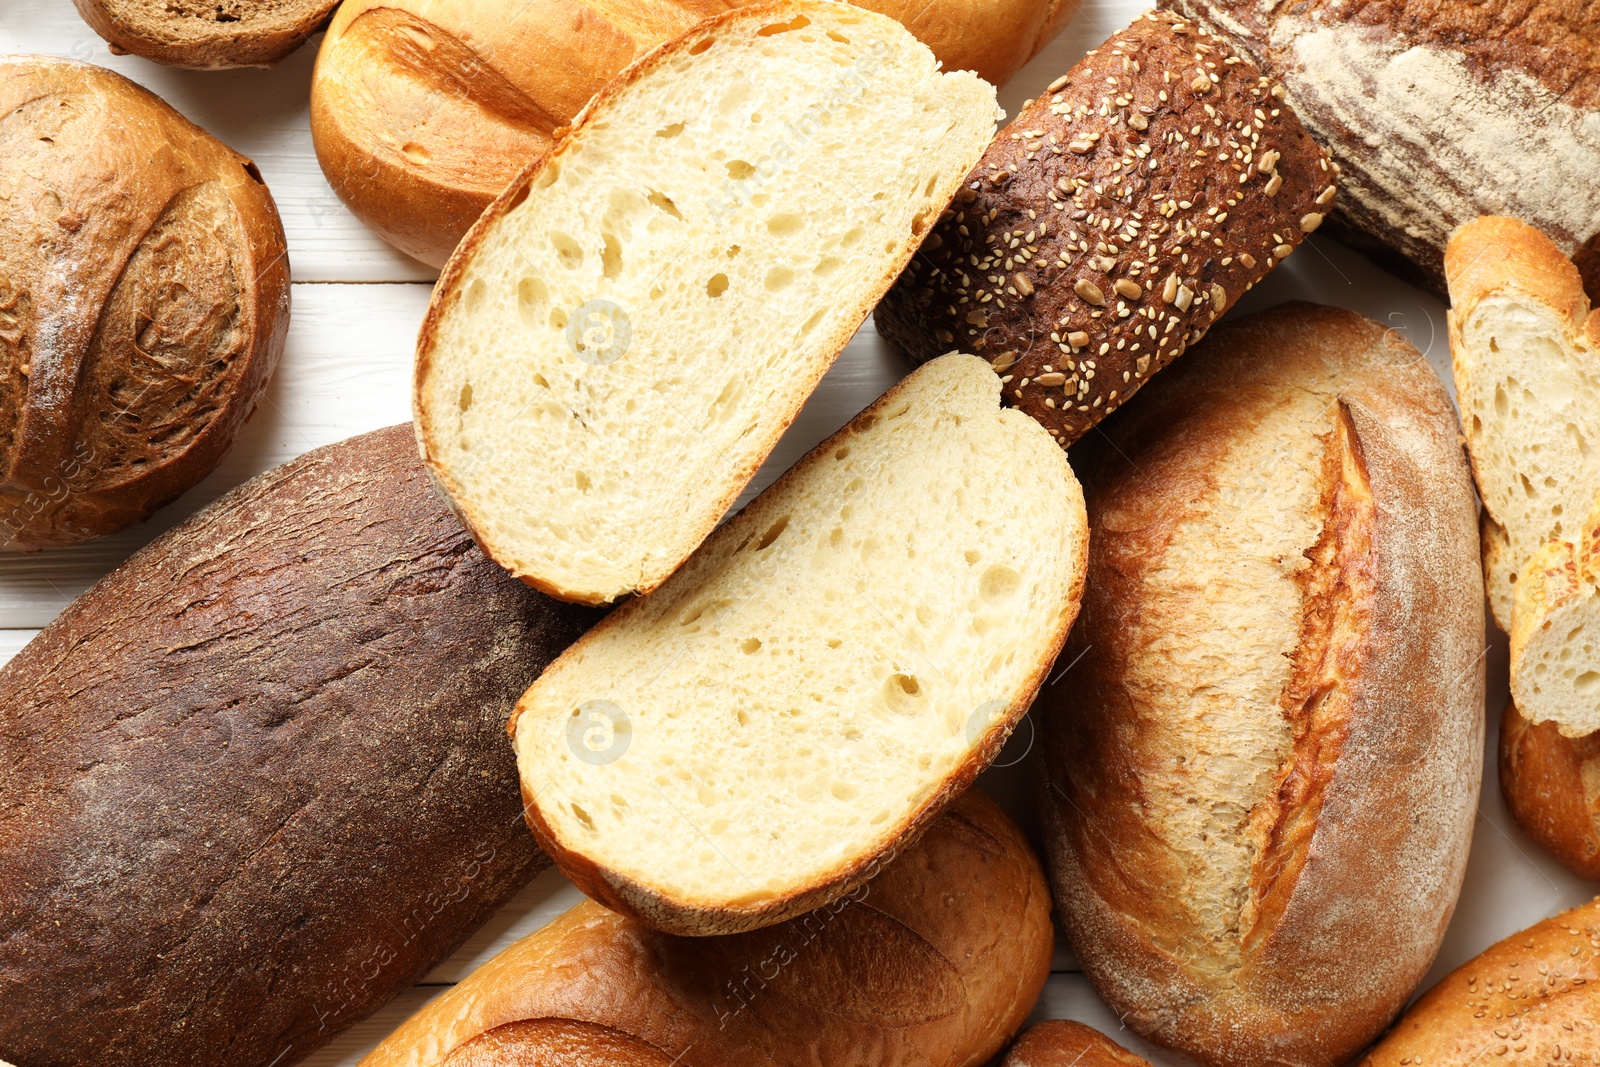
[310,0,1076,267]
[414,1,999,604]
[1446,215,1600,632]
[0,57,289,549]
[1039,304,1484,1067]
[0,426,596,1067]
[1357,896,1600,1064]
[1160,0,1600,298]
[72,0,339,67]
[512,354,1087,934]
[1003,1022,1153,1067]
[1501,701,1600,880]
[874,11,1336,448]
[1510,492,1600,738]
[359,790,1053,1067]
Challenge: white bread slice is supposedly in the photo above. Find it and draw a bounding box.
[1511,493,1600,738]
[414,1,999,605]
[1446,215,1600,631]
[509,354,1088,935]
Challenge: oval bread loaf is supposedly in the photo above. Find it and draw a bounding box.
[72,0,340,67]
[874,11,1336,448]
[1357,895,1600,1064]
[1501,700,1600,880]
[0,425,597,1067]
[1039,304,1485,1067]
[0,57,290,550]
[310,0,1077,267]
[359,790,1054,1067]
[1003,1021,1154,1067]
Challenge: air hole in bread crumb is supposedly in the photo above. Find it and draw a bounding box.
[549,307,568,330]
[741,638,762,654]
[765,267,794,292]
[689,36,716,55]
[828,638,843,649]
[768,212,806,237]
[827,30,850,43]
[549,230,584,270]
[517,276,548,325]
[841,226,865,247]
[464,278,487,313]
[834,446,850,461]
[458,384,472,412]
[800,309,825,334]
[506,182,532,210]
[726,159,756,180]
[980,565,1021,601]
[911,209,932,237]
[884,673,922,715]
[575,471,592,492]
[758,14,810,35]
[1578,672,1600,693]
[647,190,683,220]
[601,232,623,280]
[706,273,729,298]
[756,515,790,550]
[815,256,842,277]
[656,122,685,138]
[535,160,560,189]
[401,141,430,164]
[923,173,940,197]
[570,803,595,830]
[832,781,858,800]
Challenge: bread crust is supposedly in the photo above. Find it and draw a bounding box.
[414,1,996,605]
[0,57,290,550]
[509,355,1089,934]
[1039,303,1484,1067]
[1357,895,1600,1064]
[311,0,1076,267]
[1003,1021,1154,1067]
[72,0,340,68]
[874,10,1336,448]
[0,426,598,1067]
[1501,701,1600,881]
[360,790,1054,1067]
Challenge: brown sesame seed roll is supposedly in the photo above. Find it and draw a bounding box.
[875,11,1336,448]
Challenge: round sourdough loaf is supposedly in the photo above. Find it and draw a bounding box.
[0,426,597,1067]
[1039,303,1485,1067]
[71,0,340,67]
[0,57,290,549]
[358,790,1054,1067]
[310,0,1076,267]
[1501,700,1600,880]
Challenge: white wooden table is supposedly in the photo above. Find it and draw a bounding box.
[2,0,1593,1062]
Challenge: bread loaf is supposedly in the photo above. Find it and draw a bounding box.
[1445,216,1600,633]
[1161,0,1600,298]
[1039,304,1484,1067]
[1003,1022,1153,1067]
[359,790,1054,1067]
[72,0,340,67]
[310,0,1076,267]
[415,1,999,605]
[0,57,290,550]
[0,426,597,1067]
[1357,895,1600,1064]
[1501,701,1600,880]
[512,354,1087,935]
[874,11,1336,448]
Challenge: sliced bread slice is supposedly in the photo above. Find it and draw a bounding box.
[1511,493,1600,737]
[415,1,999,605]
[1446,215,1600,631]
[509,354,1088,935]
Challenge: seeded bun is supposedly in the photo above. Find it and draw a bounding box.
[875,10,1336,447]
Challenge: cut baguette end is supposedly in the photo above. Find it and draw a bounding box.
[511,354,1088,935]
[414,1,999,606]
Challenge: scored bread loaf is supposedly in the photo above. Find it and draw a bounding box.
[415,1,999,605]
[1510,493,1600,738]
[358,790,1053,1067]
[1446,216,1600,632]
[511,354,1088,935]
[311,0,1076,267]
[1039,304,1484,1067]
[1357,895,1600,1064]
[1003,1022,1154,1067]
[874,11,1336,448]
[1501,701,1600,881]
[1160,0,1600,298]
[72,0,340,67]
[0,57,290,549]
[0,426,597,1067]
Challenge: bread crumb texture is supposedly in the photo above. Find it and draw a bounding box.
[875,10,1334,447]
[513,355,1086,933]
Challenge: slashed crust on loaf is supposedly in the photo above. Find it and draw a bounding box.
[358,792,1054,1067]
[415,1,999,605]
[876,10,1336,448]
[1163,0,1600,296]
[1357,895,1600,1065]
[1041,304,1484,1067]
[510,355,1087,935]
[1003,1021,1155,1067]
[1446,216,1600,632]
[1500,701,1600,881]
[72,0,340,68]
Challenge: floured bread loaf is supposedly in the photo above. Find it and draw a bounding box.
[415,1,998,605]
[511,354,1088,935]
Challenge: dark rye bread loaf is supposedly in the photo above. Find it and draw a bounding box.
[875,11,1335,448]
[73,0,341,68]
[1160,0,1600,298]
[0,57,290,549]
[0,426,597,1067]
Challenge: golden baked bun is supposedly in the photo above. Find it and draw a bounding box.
[71,0,339,68]
[309,0,1077,267]
[0,57,290,550]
